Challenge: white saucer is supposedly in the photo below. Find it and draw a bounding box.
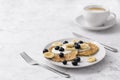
[75,13,116,30]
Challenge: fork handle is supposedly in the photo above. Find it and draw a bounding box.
[38,64,71,78]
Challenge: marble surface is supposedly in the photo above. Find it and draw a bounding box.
[0,0,120,80]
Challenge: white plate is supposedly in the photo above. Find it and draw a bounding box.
[44,38,106,68]
[75,13,116,30]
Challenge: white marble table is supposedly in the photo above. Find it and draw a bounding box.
[0,0,120,80]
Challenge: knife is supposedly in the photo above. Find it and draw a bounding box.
[72,32,118,52]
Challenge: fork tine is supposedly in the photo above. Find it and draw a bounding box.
[20,52,33,63]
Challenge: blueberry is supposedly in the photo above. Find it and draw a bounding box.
[59,53,64,58]
[62,60,67,65]
[55,46,60,50]
[78,40,84,44]
[74,57,81,62]
[74,42,79,45]
[59,47,64,52]
[73,59,77,62]
[63,41,68,44]
[72,61,78,66]
[74,44,81,49]
[43,49,48,53]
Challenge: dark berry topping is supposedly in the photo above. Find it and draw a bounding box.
[59,47,64,52]
[63,41,68,44]
[73,59,78,62]
[62,60,67,65]
[59,53,64,58]
[55,46,60,50]
[74,57,81,62]
[43,49,48,53]
[74,42,79,45]
[72,61,78,66]
[78,41,84,44]
[74,44,81,49]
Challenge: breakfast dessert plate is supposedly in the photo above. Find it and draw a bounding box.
[42,38,106,68]
[75,13,116,30]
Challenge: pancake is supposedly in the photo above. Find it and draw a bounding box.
[78,43,99,56]
[51,50,78,62]
[48,46,78,62]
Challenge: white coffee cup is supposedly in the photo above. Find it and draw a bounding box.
[82,5,110,27]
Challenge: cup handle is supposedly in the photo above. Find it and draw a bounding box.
[107,12,116,21]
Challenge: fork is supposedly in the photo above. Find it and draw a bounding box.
[20,52,71,78]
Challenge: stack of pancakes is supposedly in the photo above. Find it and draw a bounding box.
[48,42,99,62]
